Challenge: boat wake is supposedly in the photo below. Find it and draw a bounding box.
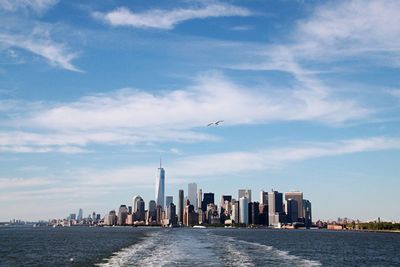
[96,229,321,266]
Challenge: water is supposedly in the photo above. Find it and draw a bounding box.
[1,226,399,266]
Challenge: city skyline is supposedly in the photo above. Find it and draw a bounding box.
[1,0,400,222]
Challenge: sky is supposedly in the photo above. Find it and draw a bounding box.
[0,0,399,222]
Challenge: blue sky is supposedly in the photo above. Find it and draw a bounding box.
[0,0,400,222]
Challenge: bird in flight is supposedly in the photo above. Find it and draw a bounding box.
[207,120,224,127]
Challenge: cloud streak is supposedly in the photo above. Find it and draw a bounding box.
[0,32,81,72]
[0,72,371,153]
[93,3,251,29]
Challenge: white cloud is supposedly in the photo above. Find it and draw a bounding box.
[93,3,251,30]
[0,177,53,189]
[2,135,399,220]
[296,1,400,51]
[26,72,369,129]
[168,136,400,178]
[170,148,182,155]
[0,0,58,13]
[59,136,400,188]
[0,72,371,152]
[0,32,81,72]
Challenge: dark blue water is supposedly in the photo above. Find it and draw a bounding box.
[1,226,399,266]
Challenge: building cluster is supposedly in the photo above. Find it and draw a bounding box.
[56,162,312,228]
[98,162,312,228]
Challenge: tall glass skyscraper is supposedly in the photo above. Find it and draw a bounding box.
[188,183,197,210]
[155,159,165,208]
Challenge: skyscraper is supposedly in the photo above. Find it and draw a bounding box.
[249,202,259,225]
[77,208,83,222]
[285,191,304,221]
[238,189,252,202]
[260,190,268,205]
[118,205,128,226]
[188,183,197,210]
[286,198,299,223]
[231,199,239,223]
[178,189,184,224]
[168,203,177,226]
[239,197,249,225]
[132,195,143,212]
[202,192,214,212]
[155,158,165,208]
[268,190,284,226]
[166,196,173,209]
[198,189,203,210]
[148,200,157,222]
[303,199,312,227]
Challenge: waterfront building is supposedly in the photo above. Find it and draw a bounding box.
[118,205,128,226]
[131,196,145,222]
[184,203,198,226]
[303,199,312,227]
[238,189,252,202]
[260,191,268,205]
[258,204,268,225]
[156,205,162,224]
[198,189,203,210]
[188,183,197,211]
[231,199,239,223]
[126,214,133,225]
[219,195,232,213]
[107,210,116,226]
[168,203,177,226]
[166,196,173,209]
[178,189,184,224]
[268,190,285,226]
[286,198,299,223]
[155,158,165,209]
[285,191,304,221]
[148,200,157,222]
[77,208,83,222]
[249,202,259,225]
[206,203,219,224]
[202,192,214,212]
[132,195,143,213]
[239,197,249,225]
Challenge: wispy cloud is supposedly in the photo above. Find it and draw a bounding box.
[2,135,399,220]
[0,32,81,72]
[93,3,251,30]
[52,136,400,187]
[0,177,53,189]
[0,72,370,153]
[170,137,400,177]
[295,0,400,59]
[0,0,58,13]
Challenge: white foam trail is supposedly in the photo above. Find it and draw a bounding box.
[236,239,322,267]
[96,230,321,267]
[96,231,161,267]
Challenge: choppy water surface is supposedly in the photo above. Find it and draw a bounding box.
[1,226,399,266]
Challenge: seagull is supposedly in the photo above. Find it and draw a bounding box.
[207,120,224,126]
